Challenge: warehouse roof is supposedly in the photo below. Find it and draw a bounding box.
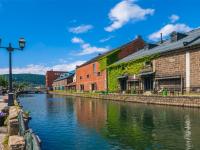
[114,28,200,65]
[54,70,75,82]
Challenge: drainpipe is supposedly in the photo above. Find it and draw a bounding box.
[186,51,190,93]
[106,68,108,93]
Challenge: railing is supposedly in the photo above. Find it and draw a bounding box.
[18,110,41,150]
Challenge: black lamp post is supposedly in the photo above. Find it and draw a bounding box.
[0,38,26,106]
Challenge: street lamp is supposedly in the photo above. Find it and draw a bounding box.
[0,38,26,106]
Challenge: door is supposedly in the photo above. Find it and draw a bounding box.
[144,77,153,91]
[119,79,127,91]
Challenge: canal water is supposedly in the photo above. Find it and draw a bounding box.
[19,94,200,150]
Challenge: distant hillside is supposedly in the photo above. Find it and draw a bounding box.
[0,74,45,86]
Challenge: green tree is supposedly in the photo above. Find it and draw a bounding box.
[0,76,8,88]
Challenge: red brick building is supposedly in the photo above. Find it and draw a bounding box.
[76,59,107,91]
[45,70,66,90]
[76,36,146,92]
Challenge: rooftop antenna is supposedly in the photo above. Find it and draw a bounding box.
[160,33,163,44]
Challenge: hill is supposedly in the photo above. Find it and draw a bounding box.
[0,74,45,86]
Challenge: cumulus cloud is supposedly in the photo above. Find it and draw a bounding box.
[169,14,180,23]
[99,36,115,43]
[69,24,93,34]
[105,0,155,32]
[71,37,109,55]
[149,23,193,41]
[0,61,86,75]
[71,37,84,44]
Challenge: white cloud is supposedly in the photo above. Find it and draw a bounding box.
[71,37,84,44]
[52,60,85,71]
[149,23,193,41]
[169,14,180,23]
[79,44,109,56]
[99,36,115,43]
[0,61,86,75]
[71,37,109,55]
[69,24,93,34]
[105,0,154,32]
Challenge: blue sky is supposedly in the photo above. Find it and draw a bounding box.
[0,0,199,74]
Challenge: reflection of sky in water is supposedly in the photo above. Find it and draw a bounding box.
[19,94,200,150]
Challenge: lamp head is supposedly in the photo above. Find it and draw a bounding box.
[19,38,25,49]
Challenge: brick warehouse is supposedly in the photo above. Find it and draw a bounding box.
[52,71,76,91]
[76,36,146,92]
[110,28,200,94]
[45,70,67,90]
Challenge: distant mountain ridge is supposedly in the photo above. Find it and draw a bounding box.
[0,74,45,86]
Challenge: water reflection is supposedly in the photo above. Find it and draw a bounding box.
[184,115,193,150]
[19,94,200,150]
[75,97,107,131]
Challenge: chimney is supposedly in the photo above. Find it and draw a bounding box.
[136,35,142,39]
[160,33,163,44]
[170,31,187,42]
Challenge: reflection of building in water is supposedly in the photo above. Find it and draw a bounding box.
[184,115,193,150]
[75,98,107,131]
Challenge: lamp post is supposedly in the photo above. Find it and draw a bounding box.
[0,38,26,106]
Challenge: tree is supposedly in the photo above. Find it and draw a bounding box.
[0,76,8,88]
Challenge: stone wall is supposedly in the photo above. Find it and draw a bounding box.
[190,49,200,89]
[7,107,26,150]
[155,51,186,77]
[50,92,200,108]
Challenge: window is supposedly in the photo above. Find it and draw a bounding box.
[87,74,90,78]
[97,72,101,76]
[80,76,82,80]
[93,63,96,73]
[80,85,84,91]
[91,83,97,91]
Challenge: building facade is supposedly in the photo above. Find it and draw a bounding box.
[45,70,67,90]
[52,71,75,91]
[109,29,200,94]
[76,59,107,92]
[76,37,146,92]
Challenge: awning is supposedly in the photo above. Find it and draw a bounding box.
[127,79,139,82]
[155,75,181,80]
[117,75,128,79]
[139,72,154,76]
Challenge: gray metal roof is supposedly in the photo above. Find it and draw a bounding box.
[114,28,200,65]
[54,70,75,82]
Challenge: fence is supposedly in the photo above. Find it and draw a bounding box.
[18,110,41,150]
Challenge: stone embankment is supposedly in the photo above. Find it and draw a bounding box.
[50,92,200,108]
[0,96,41,150]
[0,98,8,150]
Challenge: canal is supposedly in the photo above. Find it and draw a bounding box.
[19,94,200,150]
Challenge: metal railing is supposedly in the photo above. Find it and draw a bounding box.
[18,110,41,150]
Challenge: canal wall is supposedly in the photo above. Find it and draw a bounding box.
[49,92,200,108]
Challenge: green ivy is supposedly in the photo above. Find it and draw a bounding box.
[98,49,121,71]
[107,53,160,92]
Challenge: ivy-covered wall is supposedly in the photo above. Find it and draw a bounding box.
[98,49,121,71]
[107,54,160,92]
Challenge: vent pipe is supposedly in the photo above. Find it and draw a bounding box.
[160,33,163,44]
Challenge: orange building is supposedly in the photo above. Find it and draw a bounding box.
[76,36,146,92]
[76,56,107,91]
